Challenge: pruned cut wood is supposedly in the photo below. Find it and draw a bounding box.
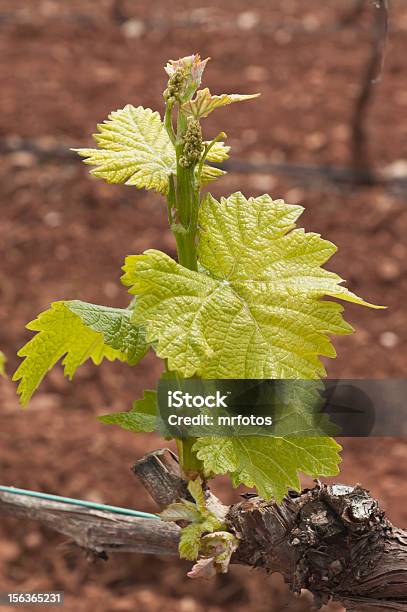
[1,449,406,611]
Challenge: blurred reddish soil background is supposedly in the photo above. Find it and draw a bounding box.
[0,1,406,610]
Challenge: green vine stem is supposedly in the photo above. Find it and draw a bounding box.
[164,95,203,476]
[175,438,202,479]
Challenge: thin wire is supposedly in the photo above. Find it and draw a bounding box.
[0,485,159,520]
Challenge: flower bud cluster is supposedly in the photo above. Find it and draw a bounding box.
[164,68,187,105]
[164,55,209,104]
[179,120,204,168]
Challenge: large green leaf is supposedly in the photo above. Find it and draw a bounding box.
[75,105,229,194]
[123,193,381,379]
[160,378,340,501]
[121,192,382,500]
[193,435,341,502]
[13,301,148,406]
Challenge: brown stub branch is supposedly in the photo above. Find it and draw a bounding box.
[0,448,406,611]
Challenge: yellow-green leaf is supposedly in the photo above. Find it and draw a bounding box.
[123,191,381,379]
[122,192,382,500]
[193,436,341,502]
[13,301,148,406]
[75,105,230,193]
[183,88,260,119]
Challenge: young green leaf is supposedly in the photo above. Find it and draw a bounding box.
[203,141,230,163]
[179,523,205,561]
[163,476,226,560]
[75,106,174,194]
[159,500,202,523]
[187,476,206,514]
[75,105,230,194]
[198,141,230,184]
[182,88,260,119]
[193,436,341,502]
[123,193,381,379]
[200,166,227,184]
[13,301,148,406]
[99,390,157,433]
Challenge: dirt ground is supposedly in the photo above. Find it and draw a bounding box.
[0,1,406,610]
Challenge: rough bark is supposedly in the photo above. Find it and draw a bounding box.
[1,449,406,611]
[0,487,179,557]
[227,484,407,611]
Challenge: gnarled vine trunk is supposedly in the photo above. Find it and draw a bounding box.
[1,449,406,611]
